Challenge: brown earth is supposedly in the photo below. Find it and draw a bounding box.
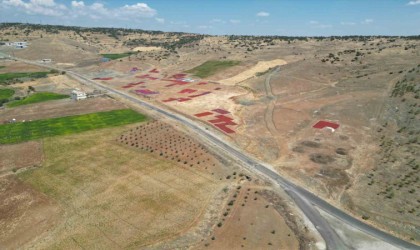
[197,185,304,250]
[0,141,43,173]
[0,61,46,73]
[0,175,60,249]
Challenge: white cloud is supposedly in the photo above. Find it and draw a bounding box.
[90,3,108,15]
[361,18,374,24]
[341,21,356,26]
[3,0,66,16]
[210,18,225,24]
[2,1,157,20]
[230,19,241,24]
[120,3,156,18]
[198,25,212,29]
[155,17,165,24]
[71,1,84,8]
[256,11,270,17]
[309,20,332,29]
[407,0,420,5]
[31,0,55,6]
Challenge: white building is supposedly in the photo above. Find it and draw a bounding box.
[14,42,28,49]
[71,89,87,101]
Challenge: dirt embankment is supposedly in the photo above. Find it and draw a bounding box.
[220,59,287,85]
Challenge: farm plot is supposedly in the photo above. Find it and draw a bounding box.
[7,92,69,107]
[0,109,146,144]
[0,88,15,99]
[0,71,51,85]
[0,96,125,124]
[101,52,135,60]
[16,123,227,249]
[118,121,227,179]
[186,60,240,78]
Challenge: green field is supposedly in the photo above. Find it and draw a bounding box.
[0,88,15,99]
[0,71,50,84]
[7,92,69,107]
[0,66,5,69]
[0,109,147,144]
[186,60,240,78]
[101,52,135,60]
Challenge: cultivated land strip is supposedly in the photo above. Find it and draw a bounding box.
[7,54,419,250]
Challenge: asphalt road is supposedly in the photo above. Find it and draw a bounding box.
[5,54,419,250]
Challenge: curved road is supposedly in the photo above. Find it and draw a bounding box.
[5,53,419,250]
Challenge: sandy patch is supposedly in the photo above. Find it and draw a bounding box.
[132,46,162,52]
[56,63,75,66]
[220,59,287,85]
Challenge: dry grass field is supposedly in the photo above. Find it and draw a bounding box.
[8,123,229,249]
[198,185,302,250]
[0,175,60,249]
[0,141,43,173]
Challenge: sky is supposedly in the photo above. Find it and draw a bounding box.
[0,0,419,36]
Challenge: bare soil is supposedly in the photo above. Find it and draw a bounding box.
[0,175,60,249]
[0,141,43,173]
[0,61,46,73]
[198,185,302,250]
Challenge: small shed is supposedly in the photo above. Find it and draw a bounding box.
[71,89,87,101]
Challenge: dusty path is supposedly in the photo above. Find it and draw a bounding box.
[264,66,280,137]
[262,67,281,160]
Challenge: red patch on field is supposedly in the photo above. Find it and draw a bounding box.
[195,112,213,117]
[214,124,235,134]
[197,82,208,85]
[162,97,192,103]
[189,91,211,98]
[122,81,145,88]
[149,68,159,73]
[162,79,190,87]
[162,98,177,102]
[212,108,230,115]
[313,121,340,130]
[136,74,158,80]
[193,110,237,134]
[179,89,197,94]
[135,89,159,95]
[172,73,187,79]
[208,115,237,126]
[93,77,113,80]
